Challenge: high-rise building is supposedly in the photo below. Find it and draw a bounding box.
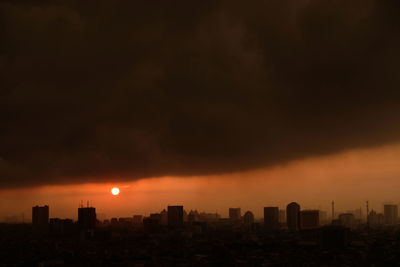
[168,206,184,228]
[32,205,49,225]
[229,208,241,222]
[286,202,300,231]
[384,204,398,225]
[243,211,255,225]
[300,210,320,230]
[264,207,279,230]
[78,207,96,230]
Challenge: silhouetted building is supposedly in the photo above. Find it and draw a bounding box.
[384,204,398,225]
[347,208,363,221]
[133,215,143,225]
[264,207,279,230]
[143,218,160,232]
[150,213,161,223]
[49,218,74,235]
[168,206,184,228]
[279,209,286,223]
[160,209,168,225]
[229,208,241,222]
[368,210,384,226]
[118,217,133,227]
[78,207,96,230]
[286,202,300,231]
[183,209,188,222]
[300,210,319,230]
[32,205,49,226]
[110,217,118,226]
[188,210,200,223]
[319,210,328,225]
[199,212,221,222]
[339,213,356,228]
[191,221,207,234]
[243,211,255,225]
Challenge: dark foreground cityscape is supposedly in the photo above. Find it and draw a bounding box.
[1,202,400,266]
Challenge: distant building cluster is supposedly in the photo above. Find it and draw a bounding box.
[28,201,400,235]
[1,201,399,266]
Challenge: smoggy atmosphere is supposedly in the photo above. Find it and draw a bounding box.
[3,2,400,266]
[1,0,400,219]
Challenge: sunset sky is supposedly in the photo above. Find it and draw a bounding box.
[1,0,400,221]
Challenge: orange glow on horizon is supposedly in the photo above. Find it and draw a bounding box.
[2,142,400,221]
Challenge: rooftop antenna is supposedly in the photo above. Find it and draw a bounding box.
[80,200,83,208]
[331,201,335,221]
[87,201,89,208]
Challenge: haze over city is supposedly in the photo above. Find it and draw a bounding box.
[1,1,400,265]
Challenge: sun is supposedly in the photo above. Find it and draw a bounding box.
[111,187,120,196]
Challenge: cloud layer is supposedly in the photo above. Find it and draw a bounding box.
[1,0,400,187]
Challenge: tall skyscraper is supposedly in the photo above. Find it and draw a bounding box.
[286,202,300,231]
[264,207,279,230]
[168,206,184,228]
[78,207,96,230]
[384,204,398,225]
[229,208,241,222]
[32,205,49,225]
[300,210,320,230]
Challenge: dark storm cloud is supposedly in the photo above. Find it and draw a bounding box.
[1,0,400,187]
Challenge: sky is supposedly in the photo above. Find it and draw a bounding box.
[2,143,400,221]
[1,0,400,220]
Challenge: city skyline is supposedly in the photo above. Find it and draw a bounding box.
[2,0,400,265]
[27,202,400,234]
[1,1,400,231]
[5,199,400,223]
[2,142,400,220]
